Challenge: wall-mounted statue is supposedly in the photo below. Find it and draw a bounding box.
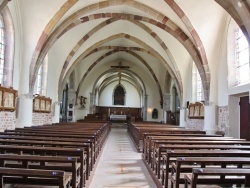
[79,96,87,108]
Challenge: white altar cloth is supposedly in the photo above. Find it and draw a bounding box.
[110,114,126,120]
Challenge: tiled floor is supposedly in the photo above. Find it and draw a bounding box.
[88,128,157,188]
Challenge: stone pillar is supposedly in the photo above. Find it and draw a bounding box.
[16,94,33,128]
[143,95,148,121]
[163,94,171,123]
[52,102,60,123]
[204,104,218,134]
[179,108,187,127]
[89,92,94,114]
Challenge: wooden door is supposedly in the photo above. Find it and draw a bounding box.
[240,96,250,140]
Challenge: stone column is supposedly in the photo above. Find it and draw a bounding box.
[204,104,218,134]
[89,92,94,114]
[52,101,60,123]
[16,93,33,128]
[143,95,148,121]
[163,94,171,123]
[179,108,187,127]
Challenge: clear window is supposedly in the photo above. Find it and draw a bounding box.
[0,14,5,85]
[36,54,48,95]
[235,28,250,85]
[193,62,203,102]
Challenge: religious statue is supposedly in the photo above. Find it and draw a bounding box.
[79,96,87,108]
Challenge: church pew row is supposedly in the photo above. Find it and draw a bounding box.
[0,145,86,188]
[4,122,110,159]
[171,157,250,188]
[154,143,250,182]
[0,154,79,188]
[140,131,250,188]
[142,135,235,161]
[146,137,248,170]
[0,167,71,188]
[127,122,206,151]
[0,122,110,188]
[184,168,250,188]
[150,149,250,188]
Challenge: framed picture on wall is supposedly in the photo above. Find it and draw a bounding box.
[45,99,52,113]
[33,95,52,113]
[0,85,18,112]
[189,105,194,117]
[188,102,204,119]
[0,90,2,108]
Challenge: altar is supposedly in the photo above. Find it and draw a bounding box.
[110,114,127,121]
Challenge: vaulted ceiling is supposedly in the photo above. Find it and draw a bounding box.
[9,0,250,105]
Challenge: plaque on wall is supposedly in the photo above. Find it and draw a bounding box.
[0,85,18,112]
[33,95,52,113]
[188,102,204,119]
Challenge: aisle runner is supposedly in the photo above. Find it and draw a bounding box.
[89,128,157,188]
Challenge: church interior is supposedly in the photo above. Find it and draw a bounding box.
[0,0,250,187]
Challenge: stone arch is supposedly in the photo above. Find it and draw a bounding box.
[90,69,146,108]
[75,48,163,105]
[214,0,250,42]
[112,83,126,105]
[58,17,183,94]
[30,1,210,101]
[60,34,182,106]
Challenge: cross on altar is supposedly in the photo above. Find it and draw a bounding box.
[111,62,130,84]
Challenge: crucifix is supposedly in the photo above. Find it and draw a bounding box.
[111,61,129,84]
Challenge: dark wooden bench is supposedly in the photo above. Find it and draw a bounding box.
[145,136,242,164]
[184,168,250,188]
[171,157,250,188]
[0,145,86,188]
[0,154,80,188]
[153,143,250,179]
[0,167,71,188]
[160,150,250,188]
[0,138,92,179]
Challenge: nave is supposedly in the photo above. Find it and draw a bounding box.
[88,127,157,188]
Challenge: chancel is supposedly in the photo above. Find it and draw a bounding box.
[0,1,249,188]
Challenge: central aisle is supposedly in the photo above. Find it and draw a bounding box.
[88,128,157,188]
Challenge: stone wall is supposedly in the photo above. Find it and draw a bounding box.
[0,111,16,131]
[32,112,53,126]
[186,118,204,130]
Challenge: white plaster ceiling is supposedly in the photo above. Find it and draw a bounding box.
[14,0,228,98]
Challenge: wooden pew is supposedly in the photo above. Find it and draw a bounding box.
[161,150,250,188]
[0,154,80,188]
[184,168,250,188]
[155,144,250,179]
[171,157,250,188]
[129,125,206,151]
[144,136,240,163]
[0,145,86,188]
[0,138,92,180]
[0,167,71,188]
[142,132,222,155]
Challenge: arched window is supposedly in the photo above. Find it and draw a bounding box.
[0,14,4,85]
[36,54,48,95]
[235,28,249,85]
[113,84,125,105]
[192,62,204,102]
[227,19,250,87]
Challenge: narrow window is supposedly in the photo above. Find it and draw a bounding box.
[113,85,125,105]
[36,54,48,95]
[0,14,4,85]
[235,28,250,85]
[192,62,203,102]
